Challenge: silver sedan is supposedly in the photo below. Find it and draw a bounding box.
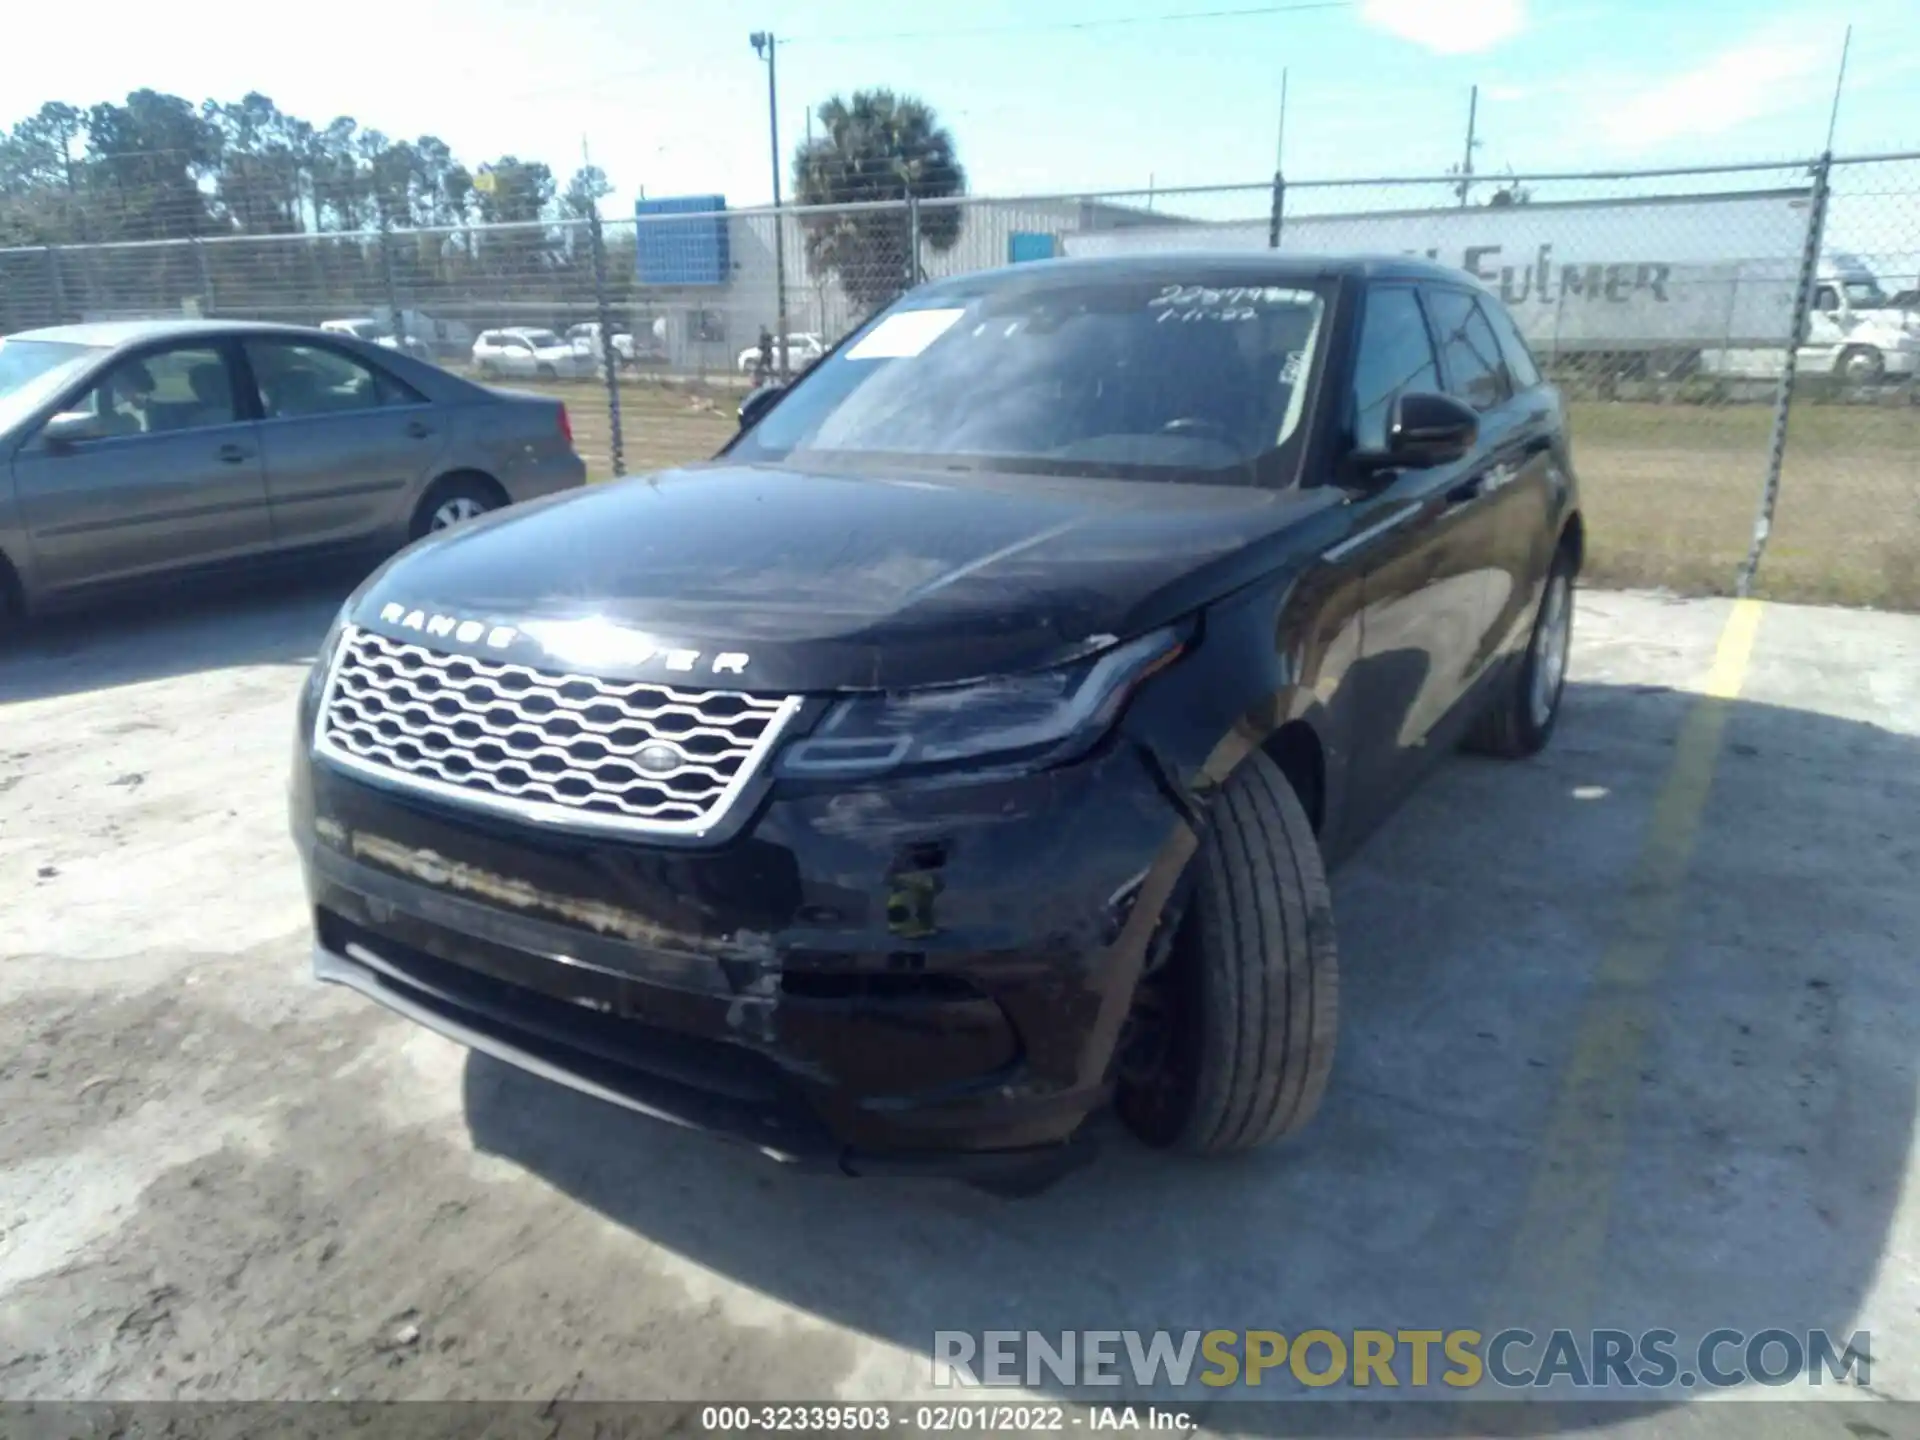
[0,319,586,627]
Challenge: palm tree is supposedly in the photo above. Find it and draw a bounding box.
[791,89,966,312]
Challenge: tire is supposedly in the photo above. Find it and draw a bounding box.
[1116,750,1339,1155]
[478,361,498,379]
[1464,546,1575,759]
[409,474,505,541]
[1838,346,1885,384]
[536,363,557,380]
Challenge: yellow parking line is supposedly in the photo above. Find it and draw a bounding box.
[1492,598,1764,1329]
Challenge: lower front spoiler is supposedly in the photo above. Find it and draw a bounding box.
[315,937,1099,1194]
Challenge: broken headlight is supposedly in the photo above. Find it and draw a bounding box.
[776,626,1186,781]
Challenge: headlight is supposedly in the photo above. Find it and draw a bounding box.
[776,627,1187,781]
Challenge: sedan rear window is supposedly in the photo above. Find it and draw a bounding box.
[733,277,1329,481]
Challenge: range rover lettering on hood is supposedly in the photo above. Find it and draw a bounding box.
[377,603,518,650]
[374,603,749,676]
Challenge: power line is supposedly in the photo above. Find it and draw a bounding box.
[786,0,1351,47]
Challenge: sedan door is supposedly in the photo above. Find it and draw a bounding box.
[10,340,272,595]
[240,338,448,551]
[1333,284,1504,837]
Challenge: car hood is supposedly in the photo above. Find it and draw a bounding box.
[352,459,1342,692]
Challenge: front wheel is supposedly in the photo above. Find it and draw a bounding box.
[1838,345,1886,383]
[1116,750,1339,1154]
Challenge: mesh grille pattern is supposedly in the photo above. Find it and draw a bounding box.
[319,627,794,832]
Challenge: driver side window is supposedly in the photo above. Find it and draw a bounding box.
[53,344,238,443]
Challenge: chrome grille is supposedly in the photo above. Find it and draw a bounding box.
[317,627,799,835]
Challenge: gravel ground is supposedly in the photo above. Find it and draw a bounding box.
[1,579,1915,1433]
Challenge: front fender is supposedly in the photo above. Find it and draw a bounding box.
[1117,557,1366,860]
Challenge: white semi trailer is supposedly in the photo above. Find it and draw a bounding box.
[1063,189,1920,383]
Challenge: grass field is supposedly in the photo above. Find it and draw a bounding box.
[517,375,1920,611]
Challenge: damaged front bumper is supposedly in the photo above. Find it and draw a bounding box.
[292,729,1193,1184]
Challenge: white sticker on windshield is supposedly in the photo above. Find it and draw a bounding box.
[845,307,966,360]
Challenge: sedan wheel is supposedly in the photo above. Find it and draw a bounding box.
[409,477,505,541]
[431,496,488,531]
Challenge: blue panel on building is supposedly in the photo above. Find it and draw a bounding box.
[1008,231,1058,264]
[636,194,730,286]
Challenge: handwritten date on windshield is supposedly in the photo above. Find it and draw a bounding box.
[1148,283,1312,324]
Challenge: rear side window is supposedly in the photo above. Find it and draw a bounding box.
[245,341,424,418]
[1349,285,1441,452]
[1425,288,1512,413]
[1481,298,1544,390]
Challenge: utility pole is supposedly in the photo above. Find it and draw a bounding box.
[1276,67,1289,173]
[1456,83,1478,207]
[750,30,790,381]
[1824,23,1853,153]
[1268,68,1288,249]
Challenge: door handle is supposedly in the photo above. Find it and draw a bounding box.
[217,443,252,464]
[406,420,434,439]
[1445,473,1485,505]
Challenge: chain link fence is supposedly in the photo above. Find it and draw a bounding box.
[3,153,1917,608]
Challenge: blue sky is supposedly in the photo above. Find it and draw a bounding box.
[11,0,1919,215]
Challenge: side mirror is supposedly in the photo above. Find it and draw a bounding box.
[41,410,107,450]
[1389,391,1479,466]
[738,382,786,430]
[1349,391,1479,476]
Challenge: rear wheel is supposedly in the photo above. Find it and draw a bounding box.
[409,474,505,541]
[1116,750,1339,1154]
[537,362,557,380]
[1464,547,1574,758]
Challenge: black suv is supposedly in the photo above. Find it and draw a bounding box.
[290,254,1582,1189]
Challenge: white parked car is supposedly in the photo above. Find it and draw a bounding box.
[736,332,826,375]
[472,328,593,381]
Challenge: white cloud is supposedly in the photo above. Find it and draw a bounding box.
[1602,24,1836,150]
[1359,0,1527,55]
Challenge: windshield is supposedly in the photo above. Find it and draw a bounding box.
[520,330,562,349]
[730,276,1328,481]
[0,338,104,433]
